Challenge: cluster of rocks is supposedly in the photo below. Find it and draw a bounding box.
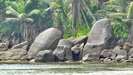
[98,42,133,63]
[0,42,28,61]
[0,18,133,63]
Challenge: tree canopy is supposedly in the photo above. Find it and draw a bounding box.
[0,0,133,44]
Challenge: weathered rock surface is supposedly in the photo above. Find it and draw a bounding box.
[112,46,122,54]
[82,53,99,61]
[71,46,80,61]
[0,43,8,51]
[28,28,62,59]
[123,42,133,52]
[0,49,27,60]
[67,37,76,41]
[116,38,126,46]
[35,50,55,62]
[103,58,112,63]
[72,36,88,45]
[57,39,74,47]
[124,42,133,48]
[100,49,111,58]
[83,19,115,60]
[11,41,28,49]
[123,45,130,52]
[116,50,127,61]
[128,48,133,56]
[110,52,117,60]
[71,46,80,54]
[78,43,84,60]
[53,39,73,61]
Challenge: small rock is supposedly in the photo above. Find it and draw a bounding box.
[123,45,131,52]
[78,43,85,60]
[72,36,88,45]
[65,60,74,63]
[35,50,55,62]
[0,43,8,51]
[71,46,80,54]
[82,53,99,61]
[116,38,125,46]
[103,58,112,63]
[112,46,122,54]
[23,45,28,50]
[57,39,74,47]
[128,48,133,56]
[21,55,28,60]
[30,59,35,63]
[12,41,28,49]
[54,45,73,61]
[120,59,128,63]
[100,49,111,58]
[124,42,133,48]
[116,50,127,61]
[110,52,117,60]
[67,37,76,41]
[127,58,133,62]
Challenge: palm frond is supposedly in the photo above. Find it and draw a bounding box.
[127,2,133,19]
[6,6,19,17]
[28,9,40,16]
[8,1,18,10]
[5,18,19,22]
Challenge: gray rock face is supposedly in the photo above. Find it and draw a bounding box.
[78,43,85,60]
[0,49,27,60]
[71,46,80,54]
[103,58,112,63]
[35,50,55,62]
[116,50,127,61]
[110,52,117,60]
[11,41,28,49]
[28,28,62,59]
[100,49,111,58]
[123,42,133,52]
[72,36,88,45]
[83,19,115,60]
[82,53,99,61]
[0,43,8,51]
[53,39,73,61]
[112,46,122,54]
[128,48,133,56]
[57,39,74,47]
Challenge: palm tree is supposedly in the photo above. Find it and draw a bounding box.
[127,1,133,43]
[5,0,40,43]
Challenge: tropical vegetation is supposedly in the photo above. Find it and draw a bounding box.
[0,0,133,45]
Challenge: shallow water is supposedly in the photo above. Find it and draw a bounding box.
[0,62,133,75]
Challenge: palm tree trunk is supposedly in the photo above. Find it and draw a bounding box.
[127,21,133,43]
[72,0,79,36]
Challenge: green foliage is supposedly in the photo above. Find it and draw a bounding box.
[0,21,20,35]
[0,0,52,36]
[76,26,90,37]
[111,20,130,38]
[0,0,133,40]
[127,2,133,19]
[63,30,72,39]
[63,25,90,39]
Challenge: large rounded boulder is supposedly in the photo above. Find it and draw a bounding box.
[83,19,115,60]
[28,28,62,59]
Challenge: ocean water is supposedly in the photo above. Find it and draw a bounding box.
[0,62,133,75]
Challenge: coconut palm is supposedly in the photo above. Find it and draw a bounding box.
[5,0,40,42]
